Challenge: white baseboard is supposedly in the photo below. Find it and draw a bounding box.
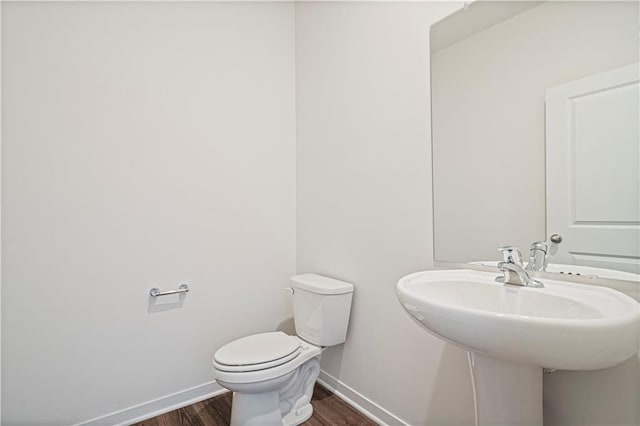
[318,370,408,426]
[77,381,227,426]
[76,371,405,426]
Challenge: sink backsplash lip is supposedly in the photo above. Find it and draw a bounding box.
[469,260,640,282]
[431,260,640,302]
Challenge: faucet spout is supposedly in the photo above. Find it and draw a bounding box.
[496,261,545,288]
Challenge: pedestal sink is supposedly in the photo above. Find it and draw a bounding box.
[396,270,640,426]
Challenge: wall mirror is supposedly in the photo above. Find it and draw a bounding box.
[431,1,639,283]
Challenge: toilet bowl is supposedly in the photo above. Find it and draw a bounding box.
[214,332,323,426]
[212,274,354,426]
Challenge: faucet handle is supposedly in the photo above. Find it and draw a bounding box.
[529,241,548,253]
[498,246,524,267]
[526,241,549,271]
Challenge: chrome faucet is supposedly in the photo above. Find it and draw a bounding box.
[498,246,525,267]
[496,246,545,288]
[526,241,548,272]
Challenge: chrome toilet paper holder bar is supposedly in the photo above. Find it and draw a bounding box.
[149,284,189,297]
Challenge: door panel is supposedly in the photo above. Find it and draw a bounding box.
[546,63,640,273]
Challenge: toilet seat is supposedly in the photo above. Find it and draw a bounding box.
[213,335,322,385]
[213,332,301,373]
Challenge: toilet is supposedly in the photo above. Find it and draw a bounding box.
[212,273,354,426]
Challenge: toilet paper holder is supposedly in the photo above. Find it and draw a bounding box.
[149,284,190,297]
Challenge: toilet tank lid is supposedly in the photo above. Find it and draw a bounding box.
[290,274,354,295]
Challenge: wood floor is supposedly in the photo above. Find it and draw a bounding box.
[134,384,377,426]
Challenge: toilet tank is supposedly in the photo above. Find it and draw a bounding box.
[290,274,354,347]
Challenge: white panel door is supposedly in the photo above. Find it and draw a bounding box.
[546,63,640,274]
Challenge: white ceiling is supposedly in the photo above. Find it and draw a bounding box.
[431,1,543,52]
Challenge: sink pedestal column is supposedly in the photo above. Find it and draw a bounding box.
[469,352,543,426]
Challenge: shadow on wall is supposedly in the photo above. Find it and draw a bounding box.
[147,291,188,313]
[544,354,640,426]
[425,343,476,426]
[277,317,296,335]
[320,344,346,378]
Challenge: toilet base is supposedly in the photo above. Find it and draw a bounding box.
[230,390,283,426]
[229,391,315,426]
[281,403,313,426]
[226,356,321,426]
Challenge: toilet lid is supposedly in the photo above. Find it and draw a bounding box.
[214,332,301,371]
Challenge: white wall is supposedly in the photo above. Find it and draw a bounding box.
[431,1,639,263]
[1,2,295,424]
[0,3,3,421]
[295,2,477,425]
[4,2,635,426]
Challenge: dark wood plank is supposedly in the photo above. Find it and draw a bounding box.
[181,391,233,426]
[309,385,376,426]
[133,383,376,426]
[135,408,185,426]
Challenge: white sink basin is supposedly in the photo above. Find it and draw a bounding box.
[397,270,639,370]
